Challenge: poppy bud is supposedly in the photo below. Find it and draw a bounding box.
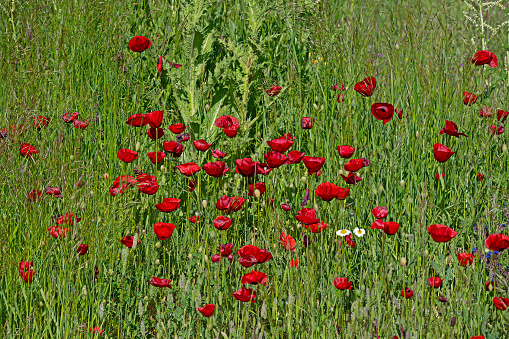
[320,104,324,110]
[400,257,407,266]
[314,203,319,212]
[254,189,261,198]
[155,241,161,249]
[372,188,378,194]
[423,250,429,257]
[103,173,109,180]
[407,197,413,204]
[395,43,400,50]
[136,141,141,151]
[155,259,160,265]
[202,200,208,208]
[301,176,307,183]
[399,180,405,187]
[205,104,210,111]
[39,302,44,307]
[70,155,74,161]
[204,255,209,263]
[378,184,384,192]
[503,144,508,153]
[313,103,319,110]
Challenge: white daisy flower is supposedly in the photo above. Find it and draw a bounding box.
[353,227,365,237]
[336,229,351,237]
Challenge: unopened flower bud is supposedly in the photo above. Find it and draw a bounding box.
[423,250,429,257]
[301,176,307,183]
[313,103,319,110]
[395,43,400,50]
[155,241,161,249]
[314,203,319,212]
[254,189,261,198]
[155,259,160,265]
[378,184,384,192]
[399,180,405,187]
[103,173,109,180]
[400,257,407,267]
[135,141,141,151]
[416,131,420,138]
[202,200,208,209]
[503,144,508,153]
[205,104,210,111]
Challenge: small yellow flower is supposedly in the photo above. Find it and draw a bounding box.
[320,57,323,61]
[324,62,327,66]
[313,60,318,63]
[309,52,311,58]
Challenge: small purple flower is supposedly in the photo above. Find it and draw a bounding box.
[301,188,310,207]
[176,133,190,143]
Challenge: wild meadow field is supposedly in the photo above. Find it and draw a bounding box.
[1,0,509,338]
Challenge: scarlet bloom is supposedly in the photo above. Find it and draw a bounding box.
[457,252,474,266]
[338,145,355,159]
[168,123,186,134]
[303,220,329,233]
[435,173,445,181]
[354,77,376,97]
[396,108,403,119]
[477,173,484,181]
[157,56,164,72]
[490,125,505,136]
[218,243,233,257]
[281,203,291,211]
[401,287,414,299]
[176,162,201,176]
[344,158,364,172]
[216,195,246,213]
[203,161,228,177]
[335,187,350,200]
[117,149,139,163]
[19,261,34,283]
[149,277,172,288]
[371,219,384,229]
[440,120,468,138]
[295,208,320,224]
[193,139,212,151]
[211,149,227,158]
[121,236,140,248]
[433,143,454,163]
[54,213,82,225]
[289,259,302,267]
[197,304,215,317]
[463,92,478,106]
[146,110,164,128]
[44,185,61,196]
[153,222,176,240]
[340,172,362,185]
[486,233,509,251]
[285,151,306,164]
[238,245,273,267]
[233,287,256,302]
[480,106,493,117]
[427,277,442,288]
[48,226,67,239]
[147,151,166,164]
[267,137,294,153]
[264,151,288,168]
[471,50,498,67]
[33,116,50,129]
[189,215,199,223]
[371,103,394,126]
[235,158,257,177]
[332,82,345,91]
[497,109,509,123]
[27,190,42,202]
[337,94,344,103]
[383,221,400,235]
[146,127,165,140]
[77,244,89,255]
[20,143,38,158]
[73,119,89,129]
[213,216,233,230]
[129,36,151,52]
[256,163,272,175]
[315,182,341,201]
[427,224,458,243]
[89,327,104,336]
[470,336,485,339]
[484,281,496,292]
[241,270,268,285]
[265,85,282,97]
[279,232,297,251]
[155,198,181,212]
[302,156,325,173]
[215,115,240,137]
[163,140,185,157]
[493,297,509,310]
[127,113,151,127]
[62,112,79,123]
[248,182,266,196]
[137,173,159,195]
[334,277,352,290]
[372,206,389,219]
[301,117,315,129]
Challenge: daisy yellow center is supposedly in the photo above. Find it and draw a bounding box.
[340,230,348,235]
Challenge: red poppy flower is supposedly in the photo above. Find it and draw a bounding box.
[89,327,104,336]
[202,161,227,177]
[338,145,355,159]
[333,277,352,290]
[264,151,288,168]
[167,123,186,134]
[340,172,362,185]
[26,190,42,202]
[289,259,302,267]
[295,208,320,224]
[433,143,454,163]
[470,336,485,339]
[54,213,82,225]
[248,182,266,196]
[213,216,233,230]
[48,226,67,239]
[62,112,79,123]
[211,149,227,158]
[19,261,34,283]
[223,124,239,138]
[332,82,345,91]
[149,277,172,288]
[281,203,291,211]
[463,92,478,106]
[315,182,340,201]
[211,254,221,263]
[129,36,151,52]
[44,186,62,197]
[285,151,305,164]
[493,297,509,310]
[198,304,215,317]
[383,221,400,235]
[440,120,468,138]
[215,115,240,137]
[127,113,151,127]
[241,270,268,285]
[33,116,50,129]
[335,187,350,200]
[303,220,328,233]
[235,158,257,177]
[192,139,211,152]
[372,206,388,219]
[146,127,165,140]
[156,56,164,72]
[486,233,509,251]
[476,173,484,181]
[153,222,176,241]
[265,85,282,97]
[480,106,493,117]
[233,287,256,302]
[176,162,201,177]
[427,277,442,288]
[427,224,458,243]
[117,149,139,163]
[121,236,140,248]
[267,137,293,153]
[435,173,445,181]
[497,109,509,123]
[484,281,496,292]
[490,125,505,136]
[238,245,273,267]
[162,141,185,157]
[457,252,474,266]
[73,119,89,129]
[301,117,315,129]
[147,151,166,164]
[77,244,89,255]
[145,110,163,128]
[216,196,245,213]
[354,77,376,97]
[136,173,159,195]
[339,233,355,248]
[371,103,394,126]
[337,94,345,103]
[401,287,414,299]
[279,232,297,251]
[155,198,181,212]
[396,108,403,119]
[20,143,38,158]
[371,219,384,229]
[302,156,325,173]
[471,50,498,67]
[218,243,233,257]
[256,163,273,175]
[344,158,364,172]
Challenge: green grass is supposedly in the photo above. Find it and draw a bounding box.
[1,0,509,338]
